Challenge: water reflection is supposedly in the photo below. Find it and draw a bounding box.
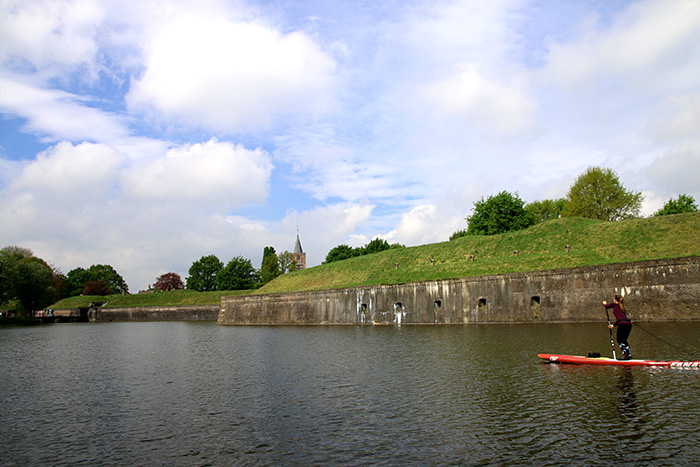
[1,322,698,466]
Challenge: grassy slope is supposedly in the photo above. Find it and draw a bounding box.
[51,213,700,309]
[258,213,700,293]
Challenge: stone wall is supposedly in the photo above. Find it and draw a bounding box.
[93,305,219,322]
[218,257,700,325]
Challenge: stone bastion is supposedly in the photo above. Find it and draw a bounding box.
[219,257,700,325]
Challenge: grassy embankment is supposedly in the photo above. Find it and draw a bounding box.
[51,213,700,309]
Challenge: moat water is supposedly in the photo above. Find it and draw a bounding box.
[1,321,699,466]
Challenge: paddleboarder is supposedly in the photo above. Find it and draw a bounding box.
[604,295,632,360]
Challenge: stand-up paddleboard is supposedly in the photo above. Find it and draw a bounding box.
[538,353,700,368]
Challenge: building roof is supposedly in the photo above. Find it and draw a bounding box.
[294,230,303,254]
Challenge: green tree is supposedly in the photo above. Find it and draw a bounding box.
[277,250,297,273]
[654,194,698,216]
[526,198,567,223]
[216,256,260,290]
[186,255,223,291]
[324,244,360,263]
[466,191,535,235]
[64,264,128,296]
[562,167,643,221]
[0,250,20,305]
[1,247,58,314]
[86,264,128,295]
[14,257,56,314]
[363,238,391,255]
[260,246,281,284]
[65,267,90,296]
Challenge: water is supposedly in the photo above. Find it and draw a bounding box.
[1,322,699,466]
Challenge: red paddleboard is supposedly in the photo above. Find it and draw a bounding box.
[538,353,700,368]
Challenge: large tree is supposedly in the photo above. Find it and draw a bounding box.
[277,250,297,273]
[65,264,129,296]
[154,272,185,291]
[525,198,567,224]
[324,244,359,263]
[466,191,535,235]
[186,255,223,291]
[216,256,260,291]
[0,249,57,315]
[260,246,281,284]
[654,194,698,216]
[363,238,391,255]
[562,167,643,221]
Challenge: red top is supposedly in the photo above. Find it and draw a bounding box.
[604,302,630,326]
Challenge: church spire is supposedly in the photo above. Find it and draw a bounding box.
[293,228,306,269]
[294,228,303,254]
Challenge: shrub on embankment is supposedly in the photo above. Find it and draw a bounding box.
[50,213,700,309]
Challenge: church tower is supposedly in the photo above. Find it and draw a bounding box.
[293,229,306,270]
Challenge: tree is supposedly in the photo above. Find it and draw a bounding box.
[83,280,112,296]
[654,194,698,216]
[216,256,260,290]
[324,244,359,263]
[525,198,567,224]
[277,250,297,273]
[86,264,128,295]
[260,246,281,284]
[154,272,185,291]
[562,167,643,221]
[65,264,129,297]
[363,238,391,255]
[186,255,223,291]
[466,191,535,235]
[1,248,57,315]
[14,257,56,314]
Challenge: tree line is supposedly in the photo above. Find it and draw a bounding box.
[450,166,698,239]
[0,245,299,316]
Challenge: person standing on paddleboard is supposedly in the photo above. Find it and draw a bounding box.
[603,295,632,360]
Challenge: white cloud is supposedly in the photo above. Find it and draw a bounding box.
[127,15,338,133]
[425,62,536,138]
[0,76,129,142]
[123,138,272,207]
[644,144,700,199]
[0,0,104,77]
[5,141,124,205]
[383,204,464,246]
[543,0,700,88]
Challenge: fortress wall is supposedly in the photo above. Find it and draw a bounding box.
[219,257,700,325]
[94,305,219,322]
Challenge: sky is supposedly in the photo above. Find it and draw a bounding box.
[1,0,699,291]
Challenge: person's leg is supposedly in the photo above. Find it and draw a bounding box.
[617,323,632,359]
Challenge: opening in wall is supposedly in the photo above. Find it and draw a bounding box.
[360,303,368,312]
[478,298,487,308]
[434,300,442,310]
[531,296,541,306]
[394,302,403,312]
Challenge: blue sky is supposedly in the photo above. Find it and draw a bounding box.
[1,0,699,291]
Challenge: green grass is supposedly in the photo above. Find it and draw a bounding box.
[258,213,700,293]
[51,289,250,310]
[51,213,700,308]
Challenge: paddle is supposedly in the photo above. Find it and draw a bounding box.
[604,305,617,360]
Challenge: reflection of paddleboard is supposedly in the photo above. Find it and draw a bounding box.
[538,353,700,368]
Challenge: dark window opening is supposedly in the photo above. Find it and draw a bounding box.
[360,303,368,312]
[478,298,487,308]
[531,296,541,306]
[394,302,403,312]
[434,300,442,310]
